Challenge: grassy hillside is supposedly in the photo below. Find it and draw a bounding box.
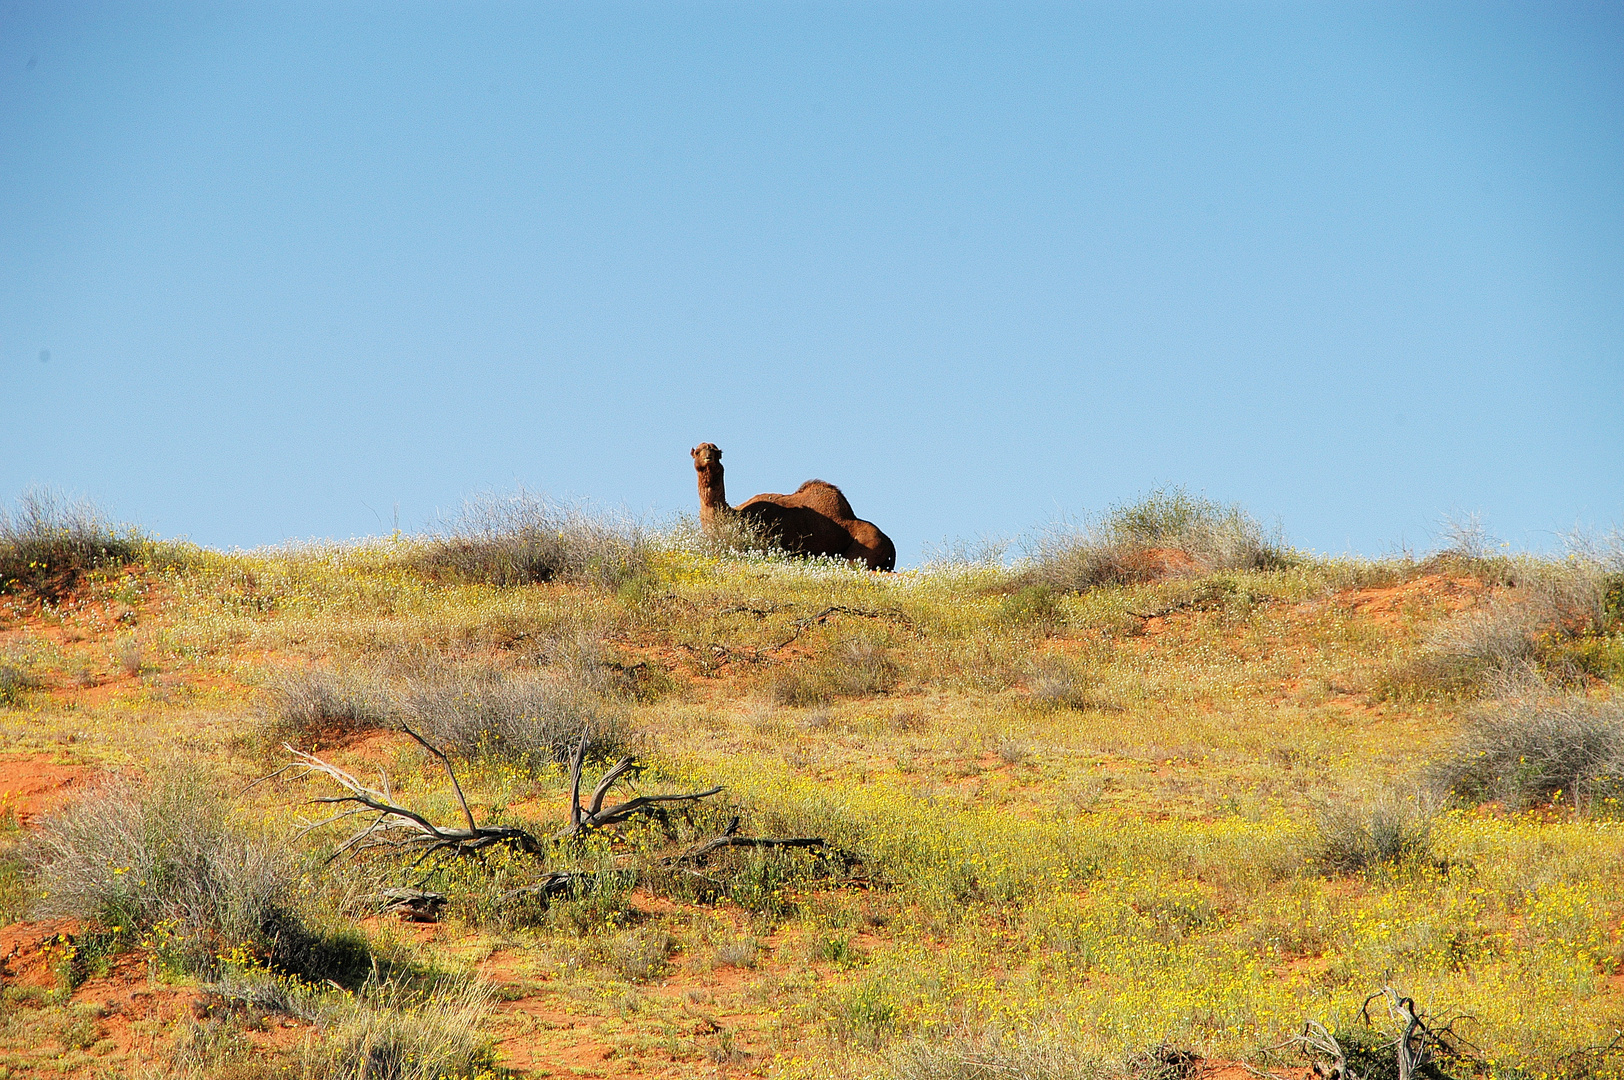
[2,491,1622,1079]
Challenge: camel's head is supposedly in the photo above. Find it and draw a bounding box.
[691,442,722,471]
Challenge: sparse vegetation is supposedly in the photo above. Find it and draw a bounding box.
[413,488,649,588]
[2,489,1622,1077]
[0,489,146,602]
[1023,486,1291,591]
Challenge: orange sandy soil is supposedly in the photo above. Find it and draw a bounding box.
[0,568,1497,1077]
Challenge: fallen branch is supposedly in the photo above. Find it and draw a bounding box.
[555,731,723,840]
[771,605,912,652]
[273,726,546,862]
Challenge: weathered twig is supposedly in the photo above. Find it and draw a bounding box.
[772,605,912,651]
[1360,987,1475,1080]
[672,835,827,867]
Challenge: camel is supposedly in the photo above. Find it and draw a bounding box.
[691,443,896,571]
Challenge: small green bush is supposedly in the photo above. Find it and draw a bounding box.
[0,489,145,601]
[1023,487,1291,592]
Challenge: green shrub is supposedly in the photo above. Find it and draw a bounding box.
[1023,487,1291,592]
[0,646,41,706]
[0,489,145,602]
[770,636,900,705]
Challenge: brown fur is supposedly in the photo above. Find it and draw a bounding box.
[691,443,896,571]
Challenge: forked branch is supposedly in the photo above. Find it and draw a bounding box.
[556,731,723,840]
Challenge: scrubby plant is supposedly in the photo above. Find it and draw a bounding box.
[1023,487,1290,591]
[412,488,649,588]
[261,667,397,748]
[1311,799,1436,875]
[405,665,623,767]
[770,635,900,705]
[0,489,146,601]
[0,646,41,706]
[305,980,496,1080]
[28,771,361,982]
[1385,554,1624,698]
[1431,690,1624,812]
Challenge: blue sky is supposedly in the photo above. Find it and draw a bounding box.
[2,2,1620,563]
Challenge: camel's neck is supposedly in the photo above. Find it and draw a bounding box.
[696,462,729,529]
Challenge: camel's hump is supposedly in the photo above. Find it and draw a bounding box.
[792,480,857,521]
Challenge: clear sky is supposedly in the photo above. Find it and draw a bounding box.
[3,3,1620,563]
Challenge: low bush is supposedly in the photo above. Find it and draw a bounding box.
[1385,556,1624,698]
[0,489,146,602]
[406,666,623,767]
[413,489,649,589]
[1023,487,1290,592]
[28,771,355,981]
[307,980,496,1080]
[1025,654,1093,711]
[0,646,41,706]
[770,636,899,706]
[1431,691,1624,812]
[1311,799,1435,875]
[261,667,396,749]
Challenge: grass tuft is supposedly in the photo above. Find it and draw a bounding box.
[413,488,650,589]
[0,489,146,602]
[1311,799,1435,875]
[1023,487,1291,591]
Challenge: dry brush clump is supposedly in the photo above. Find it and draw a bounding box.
[1384,553,1624,698]
[1022,487,1291,592]
[404,665,625,767]
[411,488,651,589]
[1431,689,1624,812]
[259,661,625,767]
[26,771,373,984]
[0,489,147,602]
[1311,798,1437,876]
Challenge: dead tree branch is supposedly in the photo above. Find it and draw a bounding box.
[273,739,545,862]
[555,731,723,840]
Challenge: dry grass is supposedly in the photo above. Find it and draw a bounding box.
[1023,487,1292,591]
[411,488,649,589]
[1432,688,1624,812]
[4,505,1624,1078]
[0,489,146,602]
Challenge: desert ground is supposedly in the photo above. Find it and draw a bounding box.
[2,491,1622,1079]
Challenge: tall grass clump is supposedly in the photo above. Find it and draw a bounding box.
[28,771,349,979]
[1023,486,1290,591]
[406,666,623,767]
[308,980,496,1080]
[414,488,649,589]
[260,667,396,748]
[1311,799,1435,875]
[0,489,145,601]
[1431,690,1624,812]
